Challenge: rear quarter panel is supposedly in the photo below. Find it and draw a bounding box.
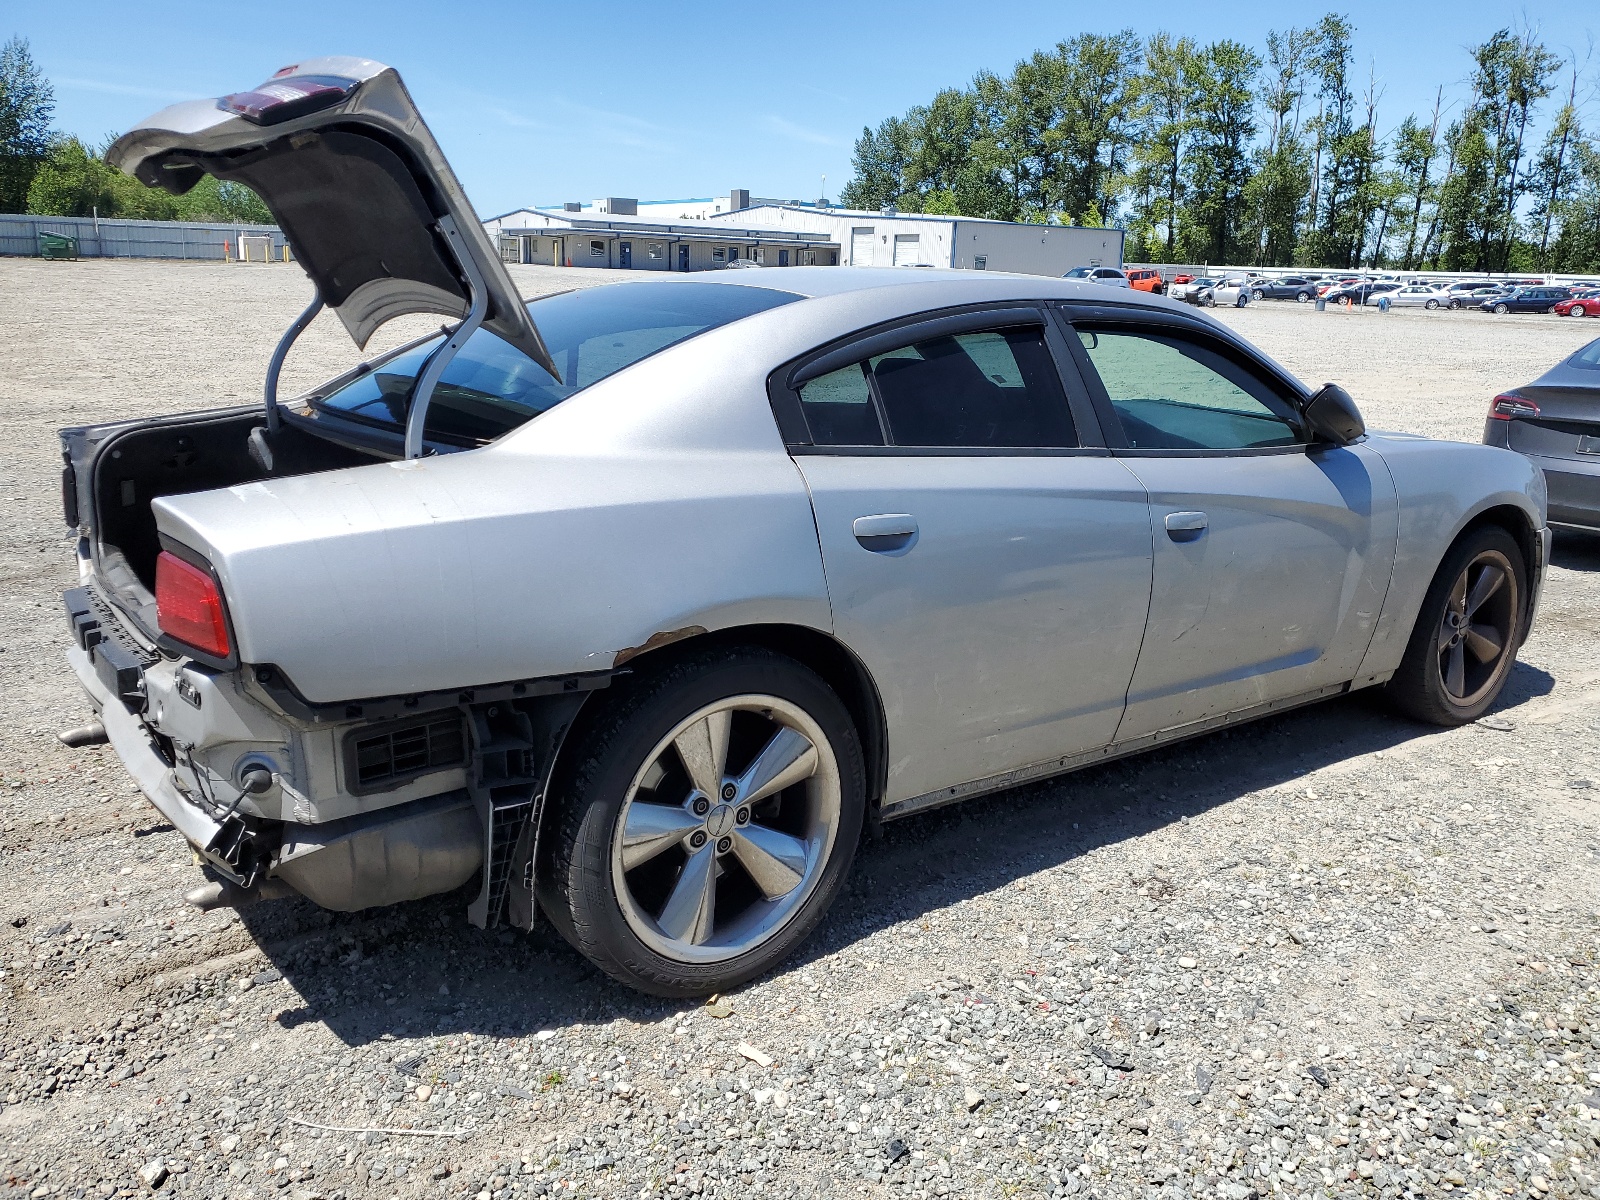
[1355,434,1547,680]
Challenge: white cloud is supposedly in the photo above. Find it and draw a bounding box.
[55,77,203,103]
[765,115,836,146]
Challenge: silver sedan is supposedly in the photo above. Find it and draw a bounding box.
[59,58,1550,996]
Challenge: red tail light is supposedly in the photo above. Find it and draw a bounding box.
[155,551,231,658]
[1489,394,1540,421]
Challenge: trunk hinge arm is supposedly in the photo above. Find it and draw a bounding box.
[405,215,490,459]
[263,295,326,433]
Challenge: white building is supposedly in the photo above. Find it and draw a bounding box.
[482,205,839,272]
[708,203,1125,276]
[483,189,1124,276]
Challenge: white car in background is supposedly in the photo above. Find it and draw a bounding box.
[1197,276,1252,308]
[1062,266,1131,288]
[1387,284,1449,310]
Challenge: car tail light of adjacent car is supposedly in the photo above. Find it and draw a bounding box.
[218,73,357,126]
[155,550,231,659]
[1489,394,1540,421]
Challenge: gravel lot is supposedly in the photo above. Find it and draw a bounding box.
[3,260,1600,1200]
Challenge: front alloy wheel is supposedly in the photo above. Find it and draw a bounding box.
[539,648,864,996]
[1386,526,1524,725]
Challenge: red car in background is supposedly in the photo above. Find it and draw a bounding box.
[1556,291,1600,318]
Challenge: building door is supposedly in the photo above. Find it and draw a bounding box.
[778,248,789,266]
[893,234,921,266]
[619,241,632,269]
[550,237,563,266]
[850,226,875,266]
[678,245,690,271]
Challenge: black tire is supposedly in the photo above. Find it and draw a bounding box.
[537,646,865,996]
[1385,525,1526,726]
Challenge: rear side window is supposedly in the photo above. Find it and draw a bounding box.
[1076,327,1300,451]
[1571,339,1600,370]
[797,324,1076,449]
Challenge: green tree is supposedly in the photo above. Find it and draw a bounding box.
[839,116,912,211]
[1391,101,1442,269]
[1129,32,1199,258]
[24,135,116,215]
[1525,69,1581,266]
[1180,39,1260,263]
[1044,30,1143,224]
[0,36,54,212]
[1245,24,1317,265]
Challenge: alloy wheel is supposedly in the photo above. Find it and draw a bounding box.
[1436,550,1517,706]
[609,694,842,964]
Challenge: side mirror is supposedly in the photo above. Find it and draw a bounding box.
[1303,382,1365,445]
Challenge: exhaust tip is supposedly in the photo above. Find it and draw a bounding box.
[58,721,108,748]
[184,877,296,912]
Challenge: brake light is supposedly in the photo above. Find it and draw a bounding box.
[1489,394,1540,421]
[218,73,356,126]
[155,551,231,658]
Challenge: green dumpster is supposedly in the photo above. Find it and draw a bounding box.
[37,232,79,260]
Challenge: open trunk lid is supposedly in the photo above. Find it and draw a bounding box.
[106,56,552,372]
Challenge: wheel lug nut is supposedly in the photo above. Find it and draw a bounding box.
[690,831,707,849]
[735,808,750,825]
[716,837,733,854]
[721,783,737,801]
[692,797,710,816]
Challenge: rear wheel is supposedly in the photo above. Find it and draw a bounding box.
[1385,526,1525,726]
[538,647,865,996]
[1295,291,1311,303]
[1252,289,1265,301]
[1425,298,1439,310]
[1493,302,1510,314]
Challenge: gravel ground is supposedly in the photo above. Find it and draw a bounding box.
[3,260,1600,1200]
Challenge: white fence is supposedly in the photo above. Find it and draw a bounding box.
[0,213,289,261]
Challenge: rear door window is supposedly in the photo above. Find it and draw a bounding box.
[797,323,1076,449]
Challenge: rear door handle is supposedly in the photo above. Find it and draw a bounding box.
[1164,511,1208,542]
[853,514,919,554]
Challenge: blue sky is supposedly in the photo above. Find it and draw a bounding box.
[10,1,1597,217]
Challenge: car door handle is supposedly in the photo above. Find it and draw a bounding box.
[853,514,919,553]
[1164,511,1208,542]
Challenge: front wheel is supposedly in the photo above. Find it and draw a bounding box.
[1385,525,1525,726]
[1252,289,1265,301]
[1203,293,1216,308]
[538,647,865,996]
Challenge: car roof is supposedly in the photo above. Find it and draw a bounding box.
[618,265,1173,309]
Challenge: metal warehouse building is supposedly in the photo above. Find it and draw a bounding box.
[483,190,1124,276]
[708,203,1125,276]
[483,203,839,272]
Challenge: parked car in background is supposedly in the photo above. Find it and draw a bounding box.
[1555,290,1600,318]
[1174,277,1217,303]
[1126,268,1165,294]
[1485,336,1600,534]
[1324,281,1400,306]
[1388,285,1450,310]
[1317,277,1363,297]
[1253,276,1319,302]
[1450,286,1512,310]
[1198,276,1253,308]
[1062,266,1131,287]
[1480,287,1569,315]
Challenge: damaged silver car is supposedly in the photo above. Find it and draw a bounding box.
[60,58,1550,996]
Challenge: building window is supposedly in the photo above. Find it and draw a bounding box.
[648,242,664,260]
[799,250,815,266]
[589,240,605,257]
[498,236,519,264]
[974,255,987,271]
[753,247,765,264]
[713,247,726,262]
